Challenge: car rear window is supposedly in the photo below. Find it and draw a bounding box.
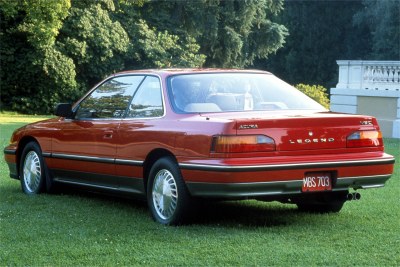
[167,73,325,113]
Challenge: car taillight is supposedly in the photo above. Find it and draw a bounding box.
[211,135,276,153]
[347,130,383,148]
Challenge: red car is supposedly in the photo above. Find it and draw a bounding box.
[4,69,395,225]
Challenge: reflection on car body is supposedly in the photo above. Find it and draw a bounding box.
[4,69,395,225]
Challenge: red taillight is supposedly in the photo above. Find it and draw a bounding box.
[347,130,383,148]
[211,135,275,153]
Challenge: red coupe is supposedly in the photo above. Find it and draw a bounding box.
[4,69,395,225]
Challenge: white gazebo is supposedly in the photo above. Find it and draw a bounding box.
[330,60,400,138]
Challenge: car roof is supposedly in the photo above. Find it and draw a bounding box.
[113,68,271,77]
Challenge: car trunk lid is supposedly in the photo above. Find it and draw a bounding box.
[201,110,380,151]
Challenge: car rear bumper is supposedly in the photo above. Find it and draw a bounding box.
[179,153,395,198]
[186,174,392,198]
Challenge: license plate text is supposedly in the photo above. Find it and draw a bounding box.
[302,172,332,192]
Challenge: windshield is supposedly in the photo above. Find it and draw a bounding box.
[167,73,325,113]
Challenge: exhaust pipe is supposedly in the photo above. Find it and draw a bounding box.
[347,192,361,201]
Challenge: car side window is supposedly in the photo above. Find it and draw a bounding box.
[75,76,145,119]
[127,76,163,118]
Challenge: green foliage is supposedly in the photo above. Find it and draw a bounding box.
[140,0,287,68]
[0,0,76,114]
[0,0,19,18]
[18,0,71,49]
[260,0,399,89]
[59,3,130,87]
[2,0,398,114]
[261,1,367,88]
[353,0,400,60]
[295,84,330,109]
[2,0,286,113]
[131,19,206,68]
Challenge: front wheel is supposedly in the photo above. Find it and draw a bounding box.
[147,157,192,225]
[20,142,46,195]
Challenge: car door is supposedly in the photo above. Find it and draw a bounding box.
[50,75,146,186]
[116,75,171,179]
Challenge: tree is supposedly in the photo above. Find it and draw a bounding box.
[138,0,288,68]
[353,0,400,60]
[1,0,288,113]
[257,0,399,90]
[113,2,206,70]
[59,3,130,88]
[0,0,76,114]
[259,0,367,89]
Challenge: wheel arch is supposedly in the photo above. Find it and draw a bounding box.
[142,148,178,193]
[16,136,40,178]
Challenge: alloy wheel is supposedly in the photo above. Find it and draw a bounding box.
[152,169,178,220]
[22,151,42,193]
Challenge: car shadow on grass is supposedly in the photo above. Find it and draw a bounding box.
[51,186,304,227]
[188,200,301,227]
[13,183,329,228]
[52,185,149,214]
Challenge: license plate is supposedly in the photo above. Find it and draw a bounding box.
[302,172,332,192]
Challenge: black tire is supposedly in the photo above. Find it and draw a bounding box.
[20,142,47,195]
[147,157,192,225]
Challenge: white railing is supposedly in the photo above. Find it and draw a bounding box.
[363,64,400,84]
[336,60,400,90]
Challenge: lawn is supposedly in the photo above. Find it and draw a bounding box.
[1,113,399,266]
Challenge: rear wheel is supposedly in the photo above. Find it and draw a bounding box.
[20,142,46,195]
[147,157,192,225]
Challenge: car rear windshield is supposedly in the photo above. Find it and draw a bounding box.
[167,73,325,113]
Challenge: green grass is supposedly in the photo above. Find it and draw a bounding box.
[0,112,52,148]
[1,115,399,266]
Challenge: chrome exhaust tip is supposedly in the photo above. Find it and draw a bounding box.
[347,192,361,201]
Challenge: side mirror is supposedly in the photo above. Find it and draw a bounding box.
[54,103,73,118]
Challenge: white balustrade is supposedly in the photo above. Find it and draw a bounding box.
[336,60,400,91]
[332,60,400,138]
[363,65,400,83]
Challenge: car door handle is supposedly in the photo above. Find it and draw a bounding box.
[103,131,113,139]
